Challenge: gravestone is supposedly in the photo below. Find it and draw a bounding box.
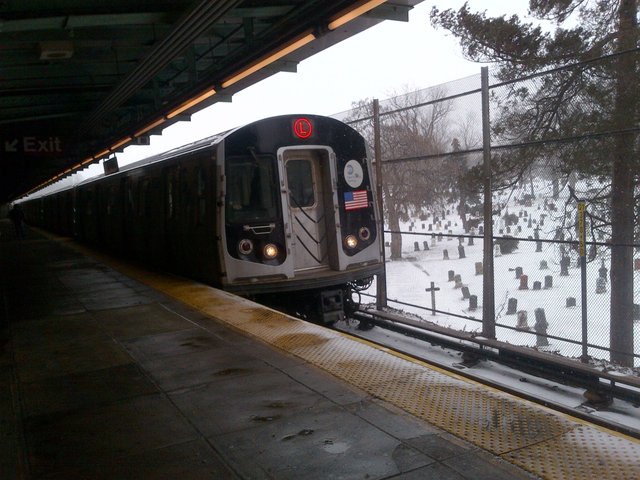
[515,266,523,279]
[469,295,478,311]
[540,260,548,270]
[595,277,607,294]
[566,297,577,308]
[533,281,542,290]
[428,224,433,231]
[443,249,449,260]
[536,241,543,252]
[468,236,474,246]
[461,286,470,300]
[458,245,466,259]
[519,274,529,290]
[516,310,528,329]
[448,270,455,282]
[454,274,463,289]
[544,275,553,289]
[599,260,608,280]
[414,241,420,252]
[475,262,483,276]
[494,244,502,257]
[423,241,429,251]
[534,308,549,347]
[507,298,517,315]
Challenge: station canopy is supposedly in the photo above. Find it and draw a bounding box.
[0,0,420,202]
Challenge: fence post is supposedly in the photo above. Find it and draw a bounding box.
[481,67,496,339]
[578,201,588,362]
[373,99,387,309]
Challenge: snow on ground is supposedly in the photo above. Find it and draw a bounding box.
[367,179,640,365]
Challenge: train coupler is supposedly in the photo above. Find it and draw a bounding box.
[319,289,345,324]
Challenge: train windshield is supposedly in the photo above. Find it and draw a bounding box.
[225,154,279,223]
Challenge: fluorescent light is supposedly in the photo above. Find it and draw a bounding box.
[328,0,386,30]
[110,137,132,151]
[94,149,110,159]
[134,117,165,137]
[221,32,316,88]
[166,88,216,119]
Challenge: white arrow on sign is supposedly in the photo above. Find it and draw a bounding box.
[4,139,19,152]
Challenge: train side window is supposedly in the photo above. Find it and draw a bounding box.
[225,155,278,223]
[286,159,315,208]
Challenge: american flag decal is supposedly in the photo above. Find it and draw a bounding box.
[344,190,368,211]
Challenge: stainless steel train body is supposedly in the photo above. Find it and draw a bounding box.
[23,115,383,314]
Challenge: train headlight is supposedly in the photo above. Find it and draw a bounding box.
[238,239,254,255]
[345,235,358,249]
[263,243,278,259]
[358,227,371,241]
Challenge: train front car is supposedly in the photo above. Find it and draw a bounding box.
[220,114,382,322]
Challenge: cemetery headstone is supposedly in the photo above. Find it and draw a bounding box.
[519,274,529,290]
[516,310,528,329]
[469,295,478,311]
[534,308,549,347]
[507,297,517,315]
[475,262,483,276]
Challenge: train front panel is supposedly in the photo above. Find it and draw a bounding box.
[219,114,382,294]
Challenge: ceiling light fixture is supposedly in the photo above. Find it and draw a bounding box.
[166,88,216,119]
[328,0,387,30]
[221,31,316,89]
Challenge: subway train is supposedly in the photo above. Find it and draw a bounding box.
[22,114,383,323]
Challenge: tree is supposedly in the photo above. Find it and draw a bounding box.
[431,1,639,365]
[345,87,453,259]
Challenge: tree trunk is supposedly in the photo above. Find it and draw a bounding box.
[388,206,403,260]
[609,0,637,366]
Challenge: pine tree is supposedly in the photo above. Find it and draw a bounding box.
[431,1,639,365]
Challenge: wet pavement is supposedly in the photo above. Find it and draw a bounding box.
[0,221,536,479]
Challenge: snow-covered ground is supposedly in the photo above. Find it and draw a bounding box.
[368,179,640,365]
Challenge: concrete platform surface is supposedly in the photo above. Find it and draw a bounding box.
[0,221,536,479]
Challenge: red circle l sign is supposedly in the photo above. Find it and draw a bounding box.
[293,118,313,139]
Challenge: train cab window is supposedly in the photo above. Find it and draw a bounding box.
[286,159,315,208]
[225,155,278,223]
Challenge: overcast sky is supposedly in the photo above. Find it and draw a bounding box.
[76,0,529,178]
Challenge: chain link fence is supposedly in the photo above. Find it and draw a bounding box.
[336,49,640,367]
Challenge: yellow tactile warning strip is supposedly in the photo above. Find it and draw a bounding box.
[64,243,640,480]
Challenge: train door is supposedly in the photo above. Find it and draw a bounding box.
[281,148,337,272]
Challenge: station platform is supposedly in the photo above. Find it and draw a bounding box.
[1,220,639,480]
